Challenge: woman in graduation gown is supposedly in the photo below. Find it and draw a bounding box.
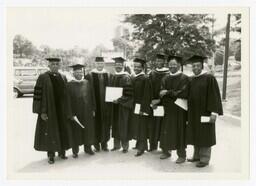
[185,55,223,168]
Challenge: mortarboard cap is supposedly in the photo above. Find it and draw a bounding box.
[112,57,126,63]
[45,57,61,62]
[69,64,85,71]
[168,55,183,65]
[156,53,166,60]
[133,57,147,66]
[185,55,207,64]
[95,57,104,62]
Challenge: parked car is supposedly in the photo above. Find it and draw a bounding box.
[13,67,48,98]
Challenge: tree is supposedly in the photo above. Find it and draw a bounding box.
[13,35,36,58]
[124,14,216,61]
[112,26,135,60]
[112,37,134,60]
[39,45,52,57]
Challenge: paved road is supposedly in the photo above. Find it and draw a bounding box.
[7,96,242,179]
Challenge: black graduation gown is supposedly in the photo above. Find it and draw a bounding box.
[110,73,133,142]
[66,79,96,146]
[85,71,111,144]
[130,73,152,141]
[160,73,189,150]
[33,71,71,152]
[186,73,223,147]
[148,69,169,143]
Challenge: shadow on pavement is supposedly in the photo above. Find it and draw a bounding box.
[18,148,214,174]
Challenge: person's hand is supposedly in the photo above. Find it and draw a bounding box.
[41,113,48,121]
[168,90,177,97]
[151,99,160,106]
[159,90,168,98]
[172,90,179,97]
[209,114,217,123]
[113,99,118,104]
[93,111,95,117]
[68,116,75,121]
[151,104,158,110]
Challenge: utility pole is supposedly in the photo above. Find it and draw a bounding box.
[211,14,215,40]
[222,14,231,101]
[211,14,215,75]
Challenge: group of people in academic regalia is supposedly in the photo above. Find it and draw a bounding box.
[33,52,223,168]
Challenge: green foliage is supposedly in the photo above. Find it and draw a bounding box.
[124,14,216,61]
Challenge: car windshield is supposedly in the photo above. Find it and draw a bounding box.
[15,69,37,76]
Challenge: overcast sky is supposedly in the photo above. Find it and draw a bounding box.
[7,8,229,52]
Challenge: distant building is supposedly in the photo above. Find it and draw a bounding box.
[114,25,130,39]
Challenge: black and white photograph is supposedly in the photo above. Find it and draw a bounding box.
[4,5,251,181]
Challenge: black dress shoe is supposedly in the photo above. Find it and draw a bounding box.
[160,153,171,159]
[196,161,209,168]
[72,154,78,158]
[187,158,200,162]
[102,147,109,152]
[176,157,186,164]
[111,147,120,151]
[147,148,156,152]
[94,145,100,152]
[60,155,68,159]
[85,146,96,155]
[85,150,95,155]
[135,151,144,157]
[48,157,55,164]
[94,148,100,152]
[122,149,128,153]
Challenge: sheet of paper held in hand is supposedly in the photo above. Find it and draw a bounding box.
[105,87,123,102]
[201,116,211,123]
[73,116,85,128]
[153,106,164,117]
[174,98,188,111]
[134,103,149,116]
